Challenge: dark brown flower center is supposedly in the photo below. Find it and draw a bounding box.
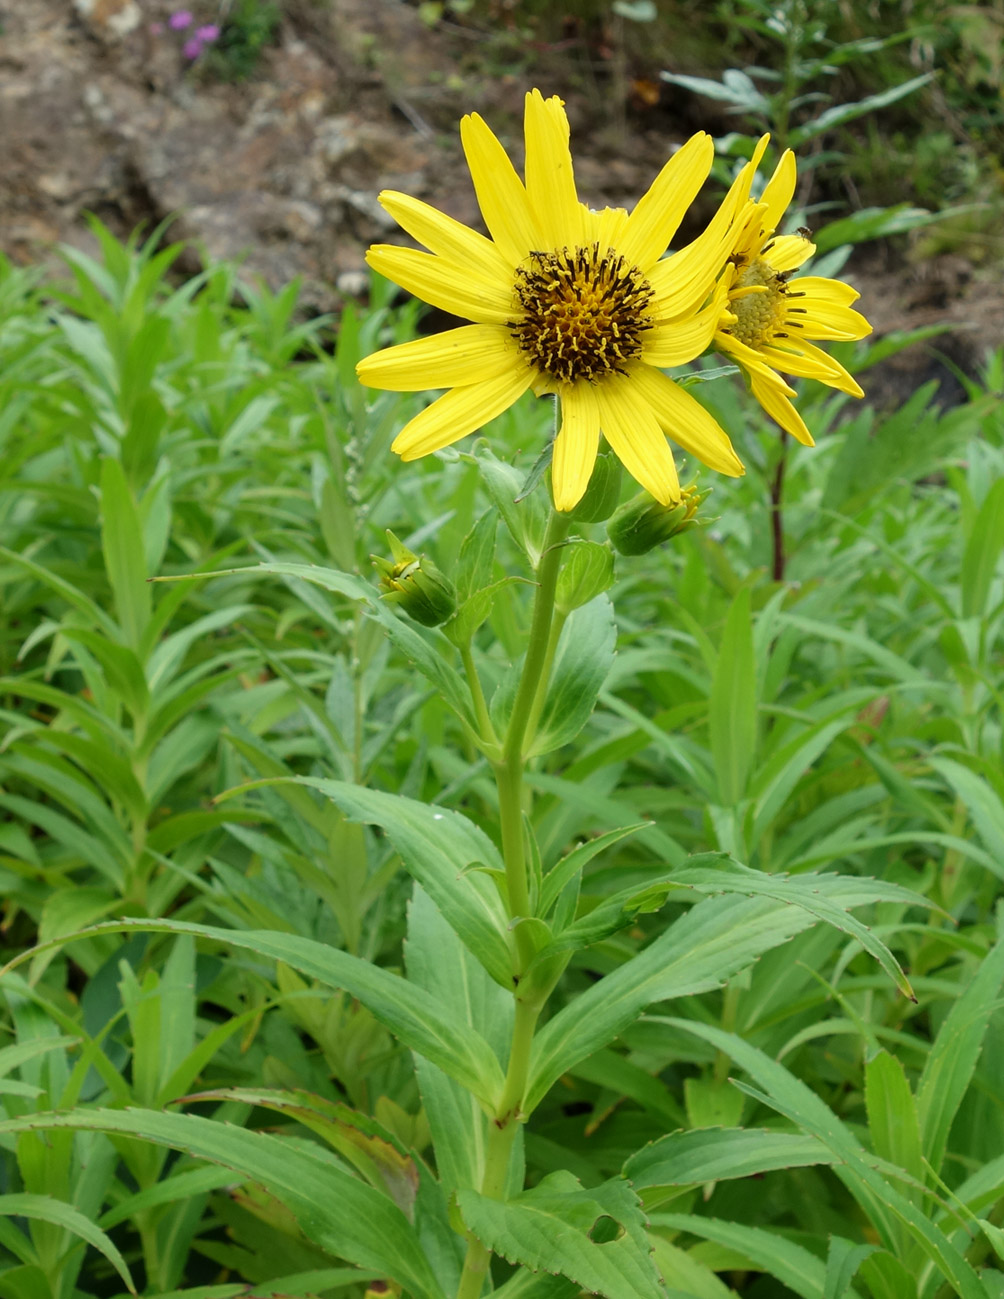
[510,244,653,384]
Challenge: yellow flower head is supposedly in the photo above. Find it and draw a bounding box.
[357,90,759,512]
[715,137,872,444]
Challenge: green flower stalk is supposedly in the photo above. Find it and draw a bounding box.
[373,530,457,627]
[607,482,709,556]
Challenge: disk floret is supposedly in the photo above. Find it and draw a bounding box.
[724,257,790,351]
[510,243,654,384]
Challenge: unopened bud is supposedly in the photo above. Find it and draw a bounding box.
[372,530,457,627]
[607,483,709,556]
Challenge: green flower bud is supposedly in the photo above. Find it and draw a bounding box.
[606,483,709,556]
[372,530,457,627]
[565,450,622,523]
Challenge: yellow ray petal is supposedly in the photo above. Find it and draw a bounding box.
[788,276,861,306]
[749,370,814,445]
[647,226,736,321]
[764,233,814,271]
[460,112,537,268]
[619,131,714,272]
[357,324,518,391]
[738,134,772,200]
[715,328,780,378]
[759,149,797,233]
[391,364,535,460]
[523,90,584,250]
[625,364,745,477]
[787,299,872,341]
[594,375,680,504]
[552,382,601,511]
[759,340,864,396]
[647,164,766,318]
[586,204,630,249]
[378,192,513,281]
[366,245,515,324]
[642,275,731,367]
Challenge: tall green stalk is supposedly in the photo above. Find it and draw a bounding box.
[455,509,571,1299]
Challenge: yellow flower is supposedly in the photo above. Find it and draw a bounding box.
[357,90,754,512]
[715,137,872,444]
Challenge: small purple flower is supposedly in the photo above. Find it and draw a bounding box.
[168,9,194,29]
[195,23,220,41]
[182,36,203,58]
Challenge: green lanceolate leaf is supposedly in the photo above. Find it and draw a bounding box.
[666,1020,987,1299]
[1,918,505,1108]
[0,1110,445,1299]
[624,1127,833,1194]
[454,509,498,601]
[930,756,1004,872]
[529,595,616,757]
[554,540,614,615]
[539,822,653,918]
[650,1213,827,1299]
[528,864,927,1112]
[961,477,1004,618]
[294,778,514,989]
[537,857,919,996]
[405,886,516,1200]
[823,1237,878,1299]
[179,1088,420,1218]
[666,858,922,999]
[458,1173,664,1299]
[368,599,476,725]
[0,1193,135,1294]
[527,892,821,1113]
[709,586,756,805]
[915,930,1004,1174]
[865,1050,924,1182]
[474,445,548,567]
[99,456,151,649]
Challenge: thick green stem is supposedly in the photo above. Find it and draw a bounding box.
[504,512,572,766]
[523,610,567,753]
[495,511,571,969]
[455,510,571,1299]
[455,999,540,1299]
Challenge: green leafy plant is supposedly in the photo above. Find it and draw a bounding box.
[0,101,1002,1299]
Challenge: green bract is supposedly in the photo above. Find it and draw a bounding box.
[607,484,709,555]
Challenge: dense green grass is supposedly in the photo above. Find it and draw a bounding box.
[0,219,1003,1299]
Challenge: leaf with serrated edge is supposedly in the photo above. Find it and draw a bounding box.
[292,779,514,990]
[0,1192,135,1294]
[458,1173,663,1299]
